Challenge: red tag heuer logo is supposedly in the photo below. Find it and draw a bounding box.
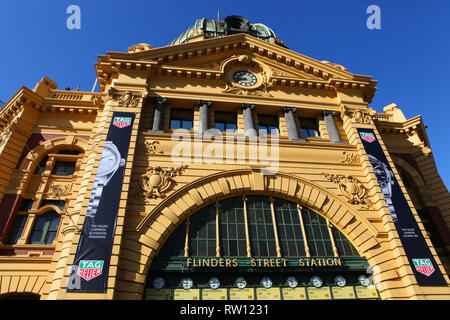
[113,117,132,128]
[360,132,376,143]
[413,259,435,277]
[77,260,104,281]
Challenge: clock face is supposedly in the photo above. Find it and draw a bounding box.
[153,277,165,290]
[209,277,220,290]
[233,71,258,87]
[260,277,273,289]
[287,276,298,288]
[235,277,247,289]
[358,275,370,287]
[181,277,193,290]
[311,276,323,288]
[334,276,346,287]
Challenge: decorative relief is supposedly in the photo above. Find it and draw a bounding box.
[341,105,375,124]
[106,87,146,107]
[222,55,273,97]
[49,184,72,198]
[140,165,188,199]
[322,173,372,209]
[145,140,163,155]
[340,152,360,165]
[0,127,11,149]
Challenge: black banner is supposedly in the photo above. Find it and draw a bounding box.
[67,112,135,292]
[357,128,447,286]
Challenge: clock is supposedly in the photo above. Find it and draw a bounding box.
[286,276,298,288]
[233,71,258,87]
[358,275,370,287]
[310,276,323,288]
[260,277,273,289]
[235,277,247,289]
[153,277,165,290]
[334,275,346,287]
[209,277,220,290]
[180,277,193,290]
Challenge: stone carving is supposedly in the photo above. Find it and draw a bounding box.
[49,184,71,197]
[341,152,360,165]
[341,105,375,124]
[106,87,145,107]
[223,55,273,97]
[140,165,188,199]
[323,173,372,209]
[0,127,11,149]
[145,140,163,155]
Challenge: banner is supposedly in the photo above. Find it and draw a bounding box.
[357,128,447,286]
[67,112,135,292]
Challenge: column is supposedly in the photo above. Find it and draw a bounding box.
[198,100,211,135]
[283,107,303,141]
[242,103,257,138]
[151,97,167,132]
[323,110,344,144]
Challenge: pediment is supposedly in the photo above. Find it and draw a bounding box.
[97,34,377,98]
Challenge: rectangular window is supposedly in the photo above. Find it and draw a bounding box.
[273,199,305,257]
[215,111,237,132]
[170,108,193,130]
[6,215,27,244]
[302,208,334,256]
[189,204,216,256]
[258,114,279,135]
[219,197,247,257]
[52,161,76,176]
[246,196,277,257]
[299,117,320,138]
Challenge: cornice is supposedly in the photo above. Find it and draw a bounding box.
[95,34,377,96]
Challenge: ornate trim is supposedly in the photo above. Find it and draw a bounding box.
[106,87,145,107]
[341,152,360,165]
[222,55,273,97]
[145,140,163,155]
[140,165,188,199]
[341,105,375,124]
[322,173,372,209]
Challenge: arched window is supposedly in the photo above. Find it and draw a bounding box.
[152,196,359,262]
[29,211,61,245]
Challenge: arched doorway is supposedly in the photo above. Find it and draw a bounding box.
[144,196,379,300]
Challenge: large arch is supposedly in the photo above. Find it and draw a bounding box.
[115,169,383,298]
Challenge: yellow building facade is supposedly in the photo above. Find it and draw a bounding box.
[0,16,449,300]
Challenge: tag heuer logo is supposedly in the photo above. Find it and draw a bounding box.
[360,132,376,143]
[77,260,104,281]
[113,117,132,128]
[413,259,435,277]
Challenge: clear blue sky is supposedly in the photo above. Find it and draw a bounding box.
[1,0,449,187]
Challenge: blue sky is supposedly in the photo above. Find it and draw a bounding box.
[0,0,449,187]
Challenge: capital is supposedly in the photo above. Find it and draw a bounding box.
[198,100,212,107]
[323,110,337,117]
[242,103,255,110]
[283,107,297,114]
[154,96,167,105]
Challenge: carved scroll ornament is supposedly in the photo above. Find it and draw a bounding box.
[140,165,187,199]
[323,173,372,209]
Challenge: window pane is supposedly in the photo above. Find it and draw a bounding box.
[299,118,320,138]
[189,204,216,257]
[52,162,76,176]
[247,196,276,257]
[29,211,60,244]
[273,198,305,257]
[6,215,27,244]
[219,197,246,257]
[302,208,334,256]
